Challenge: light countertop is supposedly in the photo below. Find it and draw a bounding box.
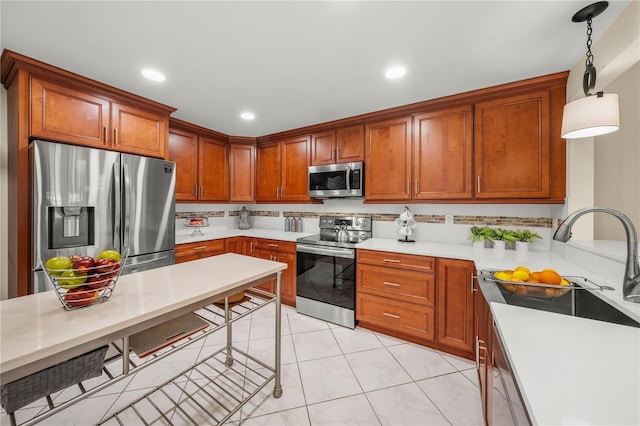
[0,254,286,383]
[176,227,315,244]
[491,303,640,425]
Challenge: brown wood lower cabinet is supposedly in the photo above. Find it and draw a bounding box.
[245,238,297,307]
[175,240,224,264]
[437,258,475,355]
[357,293,435,340]
[356,249,475,360]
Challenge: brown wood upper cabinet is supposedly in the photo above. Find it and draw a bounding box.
[310,125,365,165]
[365,117,413,200]
[414,106,473,200]
[474,90,550,199]
[168,123,229,202]
[256,136,311,202]
[229,143,255,202]
[31,76,169,158]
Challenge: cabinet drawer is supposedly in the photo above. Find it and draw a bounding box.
[357,264,434,306]
[357,293,435,340]
[175,240,224,256]
[357,249,435,272]
[252,238,296,254]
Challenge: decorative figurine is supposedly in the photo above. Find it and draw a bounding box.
[238,206,251,230]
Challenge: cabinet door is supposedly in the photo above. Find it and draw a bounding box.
[252,248,277,294]
[255,142,281,201]
[224,237,243,254]
[274,251,296,307]
[281,136,311,201]
[365,117,412,200]
[111,102,167,158]
[414,106,473,200]
[229,144,255,202]
[168,127,199,201]
[336,125,364,163]
[310,130,336,165]
[474,91,550,199]
[437,258,475,354]
[198,136,229,201]
[30,77,110,148]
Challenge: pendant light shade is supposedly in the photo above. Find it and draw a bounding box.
[561,93,619,139]
[561,1,620,139]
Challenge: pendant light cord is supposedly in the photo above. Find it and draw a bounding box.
[583,17,597,96]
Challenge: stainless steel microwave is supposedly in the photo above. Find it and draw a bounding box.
[308,162,364,198]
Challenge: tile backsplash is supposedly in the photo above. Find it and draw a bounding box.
[176,202,565,250]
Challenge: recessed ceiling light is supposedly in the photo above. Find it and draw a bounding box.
[141,69,166,82]
[385,66,407,79]
[240,112,255,120]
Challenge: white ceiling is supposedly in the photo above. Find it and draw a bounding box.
[0,1,630,137]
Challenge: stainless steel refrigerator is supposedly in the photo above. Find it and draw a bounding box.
[31,140,176,293]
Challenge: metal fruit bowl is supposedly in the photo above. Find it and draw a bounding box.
[41,250,128,311]
[484,270,573,299]
[481,269,614,300]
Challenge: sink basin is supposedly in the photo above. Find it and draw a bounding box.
[496,283,639,328]
[574,287,639,328]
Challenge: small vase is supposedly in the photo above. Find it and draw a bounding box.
[493,240,506,250]
[473,240,485,249]
[515,241,530,252]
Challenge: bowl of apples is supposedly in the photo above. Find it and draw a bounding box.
[42,249,128,310]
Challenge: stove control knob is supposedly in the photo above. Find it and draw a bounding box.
[362,219,368,227]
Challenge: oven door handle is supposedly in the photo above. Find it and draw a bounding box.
[296,244,355,259]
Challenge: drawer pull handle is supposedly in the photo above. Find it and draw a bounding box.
[383,281,400,287]
[383,312,400,319]
[194,246,207,250]
[383,258,400,263]
[268,244,279,247]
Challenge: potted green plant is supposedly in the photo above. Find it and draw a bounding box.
[492,228,517,250]
[512,229,542,252]
[468,226,494,248]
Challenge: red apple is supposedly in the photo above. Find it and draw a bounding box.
[72,256,95,274]
[86,274,113,290]
[63,286,99,307]
[95,257,116,275]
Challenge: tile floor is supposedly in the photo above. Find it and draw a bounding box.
[1,303,483,425]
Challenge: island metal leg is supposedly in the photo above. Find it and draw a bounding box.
[224,297,233,366]
[273,270,283,398]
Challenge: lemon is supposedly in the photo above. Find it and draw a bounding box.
[494,271,511,281]
[515,266,530,274]
[512,270,530,281]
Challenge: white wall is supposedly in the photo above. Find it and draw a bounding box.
[594,62,640,240]
[566,0,640,240]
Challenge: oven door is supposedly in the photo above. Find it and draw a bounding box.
[296,244,356,310]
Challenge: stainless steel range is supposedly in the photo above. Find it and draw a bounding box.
[296,216,372,328]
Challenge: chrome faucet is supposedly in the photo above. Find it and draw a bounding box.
[553,207,640,303]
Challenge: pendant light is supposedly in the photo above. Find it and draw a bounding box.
[561,1,620,139]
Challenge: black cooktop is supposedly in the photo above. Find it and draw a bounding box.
[296,234,359,250]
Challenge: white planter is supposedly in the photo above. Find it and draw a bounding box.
[473,240,485,249]
[493,240,506,250]
[515,241,530,252]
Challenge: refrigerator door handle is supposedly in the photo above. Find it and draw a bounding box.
[112,162,121,249]
[122,163,131,250]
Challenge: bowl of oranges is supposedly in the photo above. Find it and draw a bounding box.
[491,266,572,298]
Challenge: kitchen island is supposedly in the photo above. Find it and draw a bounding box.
[0,253,287,425]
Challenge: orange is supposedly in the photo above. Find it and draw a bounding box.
[530,272,542,281]
[540,269,562,285]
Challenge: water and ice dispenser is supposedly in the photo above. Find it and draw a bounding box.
[47,206,95,249]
